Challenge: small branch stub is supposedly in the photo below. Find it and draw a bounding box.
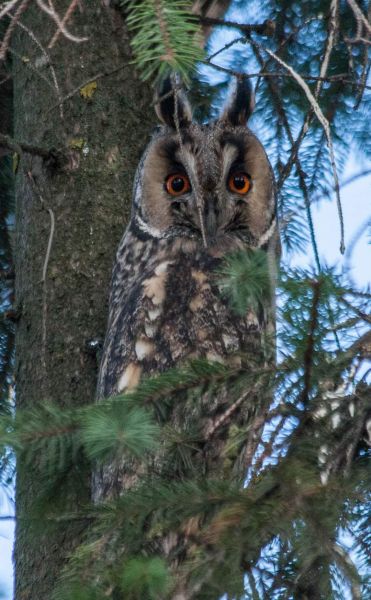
[0,134,67,170]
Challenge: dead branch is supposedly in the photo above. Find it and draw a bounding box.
[48,0,80,49]
[195,15,275,37]
[204,62,371,90]
[10,15,64,118]
[0,0,19,20]
[0,0,31,61]
[261,46,345,253]
[45,63,129,115]
[346,0,371,42]
[27,171,56,374]
[35,0,88,45]
[0,133,63,163]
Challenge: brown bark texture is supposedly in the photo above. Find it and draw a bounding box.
[12,2,153,598]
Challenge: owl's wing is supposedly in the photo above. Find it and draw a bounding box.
[96,226,149,399]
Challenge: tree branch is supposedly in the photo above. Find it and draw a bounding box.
[0,133,55,159]
[195,15,275,36]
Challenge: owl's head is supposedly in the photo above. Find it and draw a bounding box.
[131,78,276,252]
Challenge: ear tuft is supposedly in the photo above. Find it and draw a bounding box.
[154,75,192,129]
[221,77,255,126]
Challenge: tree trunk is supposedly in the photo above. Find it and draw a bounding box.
[12,3,153,598]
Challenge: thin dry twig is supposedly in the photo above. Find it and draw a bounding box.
[204,392,247,440]
[0,0,19,20]
[27,171,56,373]
[355,46,370,107]
[45,63,129,115]
[7,46,57,92]
[0,133,61,161]
[11,16,64,118]
[0,0,31,60]
[347,0,371,36]
[48,0,80,49]
[195,15,275,37]
[205,62,371,90]
[251,41,322,269]
[315,0,338,98]
[206,35,245,63]
[35,0,88,45]
[263,46,345,254]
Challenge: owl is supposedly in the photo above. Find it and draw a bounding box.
[94,77,279,501]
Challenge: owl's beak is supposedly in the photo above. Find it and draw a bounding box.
[203,196,219,242]
[194,194,219,248]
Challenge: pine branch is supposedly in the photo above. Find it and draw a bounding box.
[122,0,204,81]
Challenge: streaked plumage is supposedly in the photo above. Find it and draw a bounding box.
[95,78,279,500]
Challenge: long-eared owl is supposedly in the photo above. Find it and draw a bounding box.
[95,77,280,500]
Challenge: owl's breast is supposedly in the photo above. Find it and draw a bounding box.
[98,243,264,399]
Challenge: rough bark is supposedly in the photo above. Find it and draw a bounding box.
[12,2,153,598]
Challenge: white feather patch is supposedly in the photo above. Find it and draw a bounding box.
[256,218,277,248]
[135,214,162,239]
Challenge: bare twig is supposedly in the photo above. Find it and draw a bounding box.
[0,133,59,160]
[27,171,56,373]
[11,16,64,118]
[345,36,371,45]
[206,36,245,63]
[45,63,129,115]
[41,206,55,285]
[263,46,345,253]
[204,63,371,90]
[204,392,247,440]
[354,45,370,108]
[347,0,371,36]
[48,0,80,49]
[0,0,31,61]
[315,0,338,98]
[195,15,275,37]
[7,47,58,93]
[251,42,322,269]
[35,0,88,45]
[0,0,19,20]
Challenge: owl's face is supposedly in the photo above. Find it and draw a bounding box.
[132,79,276,251]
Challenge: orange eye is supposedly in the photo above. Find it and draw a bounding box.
[165,173,191,196]
[228,172,251,195]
